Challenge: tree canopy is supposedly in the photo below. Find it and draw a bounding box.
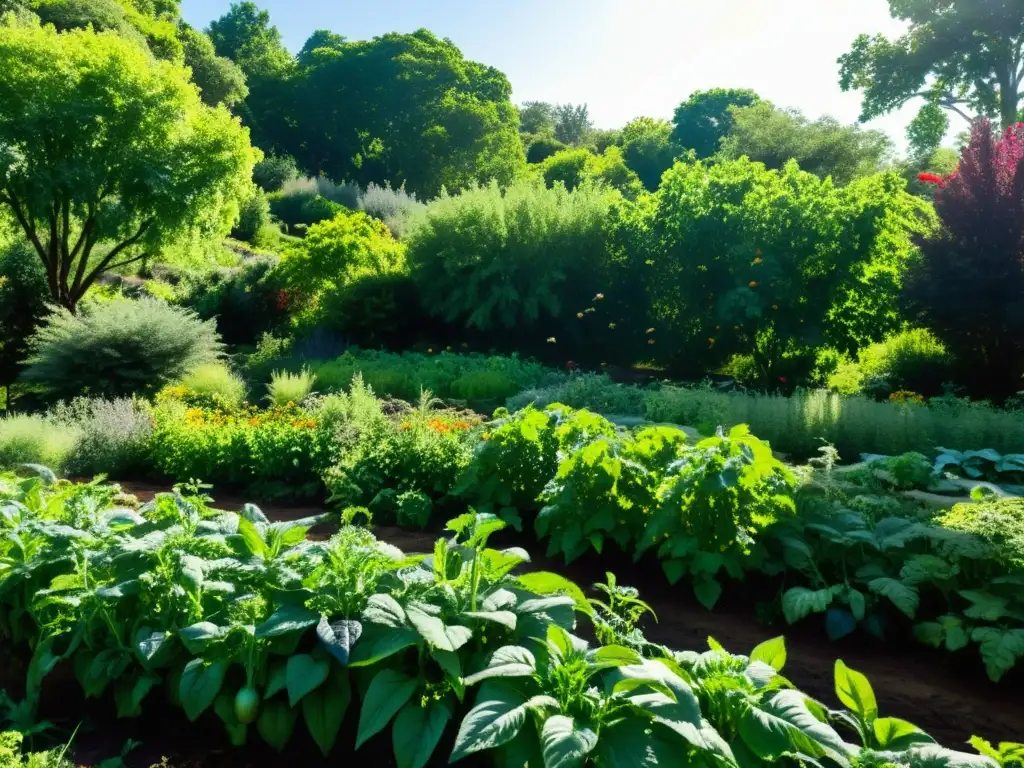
[719,102,894,185]
[0,20,257,311]
[671,88,761,158]
[620,117,679,191]
[286,28,524,197]
[840,0,1024,146]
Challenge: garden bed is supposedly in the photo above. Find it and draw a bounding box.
[107,481,1024,750]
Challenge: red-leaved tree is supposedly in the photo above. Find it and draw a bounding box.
[905,120,1024,399]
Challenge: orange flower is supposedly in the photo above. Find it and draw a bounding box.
[749,281,758,288]
[708,337,716,346]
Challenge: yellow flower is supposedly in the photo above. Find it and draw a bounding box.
[645,327,655,334]
[547,337,557,343]
[594,293,605,300]
[749,281,758,288]
[577,312,584,319]
[648,339,656,345]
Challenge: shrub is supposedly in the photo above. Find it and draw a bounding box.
[449,370,518,403]
[51,397,153,477]
[828,328,952,398]
[537,146,643,199]
[267,188,346,233]
[507,373,646,416]
[526,136,566,164]
[177,363,247,410]
[22,299,223,399]
[174,256,288,346]
[322,381,475,511]
[149,400,330,500]
[316,273,429,349]
[252,153,299,192]
[0,413,79,472]
[267,368,315,407]
[0,241,49,396]
[936,498,1024,570]
[405,180,621,358]
[230,189,275,245]
[357,182,424,238]
[904,120,1024,398]
[279,211,406,304]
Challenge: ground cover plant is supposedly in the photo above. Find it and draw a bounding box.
[0,469,1018,767]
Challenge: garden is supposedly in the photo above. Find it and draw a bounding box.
[1,0,1023,765]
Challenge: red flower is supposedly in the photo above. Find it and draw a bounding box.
[778,376,787,384]
[917,172,945,186]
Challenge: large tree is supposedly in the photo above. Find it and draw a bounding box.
[291,29,524,197]
[619,117,679,191]
[0,21,257,312]
[718,102,894,185]
[178,22,248,108]
[840,0,1024,145]
[671,88,761,158]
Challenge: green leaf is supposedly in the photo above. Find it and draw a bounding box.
[873,716,934,751]
[782,587,833,624]
[316,616,362,665]
[461,610,518,629]
[738,690,847,762]
[134,627,171,667]
[868,578,919,618]
[257,698,298,752]
[516,571,592,617]
[363,593,407,628]
[749,636,787,671]
[286,653,330,707]
[847,589,866,621]
[179,658,227,722]
[179,622,226,654]
[464,646,537,686]
[255,604,319,639]
[960,590,1010,622]
[834,660,877,722]
[970,628,1024,682]
[693,577,722,610]
[431,648,461,681]
[214,691,248,747]
[392,699,452,768]
[592,645,642,669]
[238,517,269,558]
[265,661,288,698]
[114,673,160,719]
[355,669,418,749]
[450,680,532,761]
[405,601,472,651]
[661,558,686,585]
[541,715,598,768]
[302,665,350,756]
[348,624,419,667]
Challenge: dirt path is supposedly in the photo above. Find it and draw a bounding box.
[118,482,1024,748]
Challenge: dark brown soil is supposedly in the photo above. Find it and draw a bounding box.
[24,482,1023,765]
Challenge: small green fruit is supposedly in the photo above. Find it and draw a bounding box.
[234,686,260,724]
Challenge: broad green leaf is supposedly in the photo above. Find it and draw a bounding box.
[392,699,452,768]
[516,571,592,617]
[179,658,227,722]
[738,690,847,762]
[782,587,833,624]
[847,589,866,621]
[134,628,171,667]
[970,628,1024,682]
[693,577,723,610]
[114,673,159,718]
[903,743,1001,768]
[363,593,407,627]
[873,716,934,751]
[179,622,226,654]
[834,660,877,722]
[255,604,319,639]
[464,645,537,686]
[302,665,350,756]
[960,590,1010,622]
[869,578,920,618]
[749,636,787,671]
[265,661,288,699]
[450,681,531,761]
[541,715,598,768]
[432,648,461,680]
[355,669,418,748]
[348,624,419,667]
[286,653,330,706]
[661,558,686,585]
[406,601,472,651]
[316,616,362,665]
[592,645,642,669]
[597,718,689,768]
[214,691,248,747]
[461,610,518,629]
[257,698,298,752]
[237,517,268,558]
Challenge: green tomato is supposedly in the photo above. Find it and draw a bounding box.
[234,685,261,724]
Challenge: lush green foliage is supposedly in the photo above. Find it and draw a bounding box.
[718,102,893,186]
[252,154,299,193]
[0,471,1010,766]
[266,368,315,408]
[634,157,925,378]
[0,241,48,395]
[177,363,248,410]
[827,329,952,398]
[0,414,78,472]
[49,396,152,477]
[23,299,224,400]
[0,20,257,311]
[619,117,679,191]
[536,147,643,199]
[671,88,761,158]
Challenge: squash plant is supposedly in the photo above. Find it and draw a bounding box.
[638,425,797,609]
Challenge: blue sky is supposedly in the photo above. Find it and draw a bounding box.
[181,0,954,154]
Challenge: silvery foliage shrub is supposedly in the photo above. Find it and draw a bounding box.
[358,182,425,238]
[50,397,153,476]
[23,299,223,399]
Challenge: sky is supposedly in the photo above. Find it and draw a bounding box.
[181,0,957,154]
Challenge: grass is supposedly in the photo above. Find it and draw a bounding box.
[0,413,79,472]
[645,386,1024,460]
[267,368,316,407]
[178,363,247,409]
